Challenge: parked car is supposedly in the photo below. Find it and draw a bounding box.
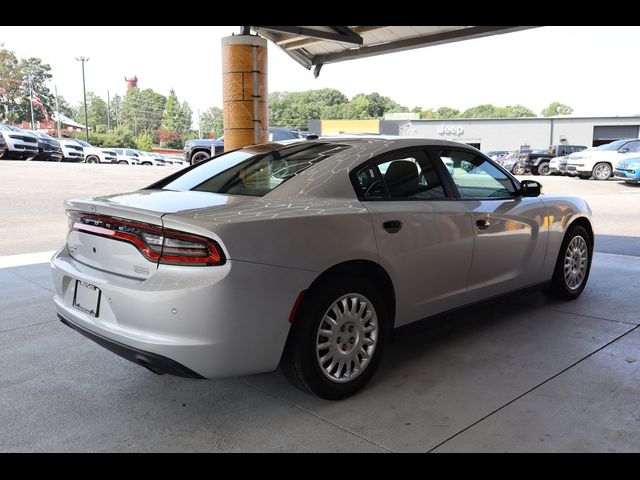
[75,140,117,164]
[0,124,40,160]
[183,127,306,165]
[518,144,587,176]
[52,138,594,399]
[484,150,510,161]
[112,149,141,165]
[566,139,640,180]
[28,131,63,162]
[613,157,640,184]
[57,138,85,162]
[497,151,522,174]
[135,150,167,166]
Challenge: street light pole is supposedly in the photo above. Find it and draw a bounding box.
[28,75,36,130]
[76,56,90,142]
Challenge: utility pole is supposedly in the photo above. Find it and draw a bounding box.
[75,56,90,142]
[54,85,61,137]
[107,89,111,131]
[28,75,35,130]
[198,109,202,138]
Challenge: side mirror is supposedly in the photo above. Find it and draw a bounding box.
[521,180,542,197]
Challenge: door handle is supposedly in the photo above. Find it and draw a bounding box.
[476,218,491,230]
[383,220,403,234]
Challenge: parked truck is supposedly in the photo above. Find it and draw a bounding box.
[518,144,587,175]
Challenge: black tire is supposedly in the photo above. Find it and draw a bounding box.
[512,164,525,175]
[86,156,99,164]
[282,276,389,400]
[536,162,550,176]
[545,224,593,300]
[118,160,128,165]
[592,162,612,181]
[191,151,210,165]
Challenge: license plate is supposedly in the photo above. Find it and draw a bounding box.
[73,280,101,317]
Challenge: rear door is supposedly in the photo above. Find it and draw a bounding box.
[355,149,474,327]
[429,148,548,303]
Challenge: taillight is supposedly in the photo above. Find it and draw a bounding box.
[66,210,224,266]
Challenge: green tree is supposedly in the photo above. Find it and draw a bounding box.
[178,101,192,134]
[461,104,499,118]
[161,88,181,132]
[76,92,109,132]
[135,132,153,151]
[55,94,76,120]
[120,87,166,135]
[200,106,223,138]
[541,101,573,116]
[269,88,349,128]
[0,45,22,122]
[499,104,536,118]
[435,107,460,119]
[16,57,55,123]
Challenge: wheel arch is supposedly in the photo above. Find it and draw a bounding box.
[291,259,397,330]
[566,215,594,249]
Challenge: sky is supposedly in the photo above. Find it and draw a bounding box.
[1,25,639,119]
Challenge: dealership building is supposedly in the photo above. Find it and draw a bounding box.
[310,116,640,152]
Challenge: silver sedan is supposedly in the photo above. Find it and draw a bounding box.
[51,138,594,399]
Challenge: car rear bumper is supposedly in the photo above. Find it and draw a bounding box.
[58,313,205,378]
[51,246,315,379]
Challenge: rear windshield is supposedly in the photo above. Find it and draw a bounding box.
[154,142,350,196]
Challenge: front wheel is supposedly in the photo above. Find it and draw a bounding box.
[86,156,99,164]
[282,277,388,400]
[592,162,612,180]
[545,225,592,300]
[118,160,128,165]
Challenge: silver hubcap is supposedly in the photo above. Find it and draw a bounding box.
[316,293,378,383]
[594,164,610,179]
[564,235,588,290]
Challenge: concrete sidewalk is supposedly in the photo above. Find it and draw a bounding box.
[1,251,638,452]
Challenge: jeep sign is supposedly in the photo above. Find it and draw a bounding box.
[437,125,464,136]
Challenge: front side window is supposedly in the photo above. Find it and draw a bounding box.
[154,142,350,197]
[355,150,446,200]
[623,141,640,153]
[432,149,517,199]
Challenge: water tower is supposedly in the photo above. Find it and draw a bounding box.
[125,75,138,89]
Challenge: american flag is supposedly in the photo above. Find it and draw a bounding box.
[32,92,51,123]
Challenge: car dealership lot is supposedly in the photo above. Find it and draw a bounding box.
[1,160,639,452]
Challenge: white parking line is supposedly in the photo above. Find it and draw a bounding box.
[0,251,56,268]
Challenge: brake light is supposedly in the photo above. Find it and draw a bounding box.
[66,210,224,266]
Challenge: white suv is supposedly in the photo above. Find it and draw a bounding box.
[566,139,640,180]
[57,138,85,162]
[76,140,117,164]
[0,124,40,159]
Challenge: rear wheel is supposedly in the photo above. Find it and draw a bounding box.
[118,160,128,165]
[512,164,526,175]
[86,155,99,164]
[535,162,550,176]
[545,225,592,300]
[282,276,388,400]
[592,162,612,180]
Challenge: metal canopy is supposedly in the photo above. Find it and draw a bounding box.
[251,26,537,77]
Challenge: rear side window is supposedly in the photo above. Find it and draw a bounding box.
[156,143,350,197]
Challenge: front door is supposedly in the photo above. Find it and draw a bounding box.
[429,148,548,303]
